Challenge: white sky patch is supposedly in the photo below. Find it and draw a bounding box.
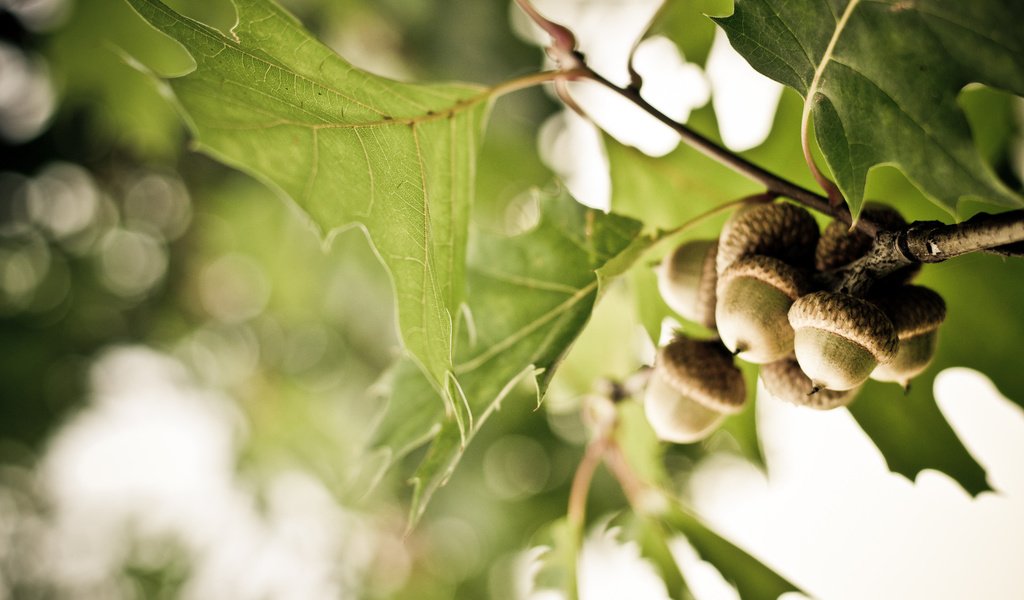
[538,110,611,211]
[686,369,1024,599]
[705,28,784,152]
[516,1,710,210]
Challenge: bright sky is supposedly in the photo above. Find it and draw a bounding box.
[686,368,1024,599]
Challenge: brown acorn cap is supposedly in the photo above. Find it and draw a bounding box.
[869,285,946,339]
[788,291,898,363]
[716,255,810,301]
[694,241,719,328]
[717,202,820,274]
[760,358,859,410]
[816,203,906,271]
[657,336,746,414]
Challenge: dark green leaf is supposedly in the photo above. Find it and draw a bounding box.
[615,399,802,599]
[662,501,800,600]
[716,0,1024,216]
[375,192,652,525]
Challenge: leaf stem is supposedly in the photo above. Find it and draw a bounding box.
[488,68,587,99]
[799,0,861,208]
[568,434,610,532]
[660,192,776,238]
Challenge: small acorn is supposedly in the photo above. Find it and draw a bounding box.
[760,358,859,410]
[717,202,820,274]
[656,239,718,328]
[788,291,898,391]
[715,255,811,363]
[643,336,746,443]
[869,285,946,389]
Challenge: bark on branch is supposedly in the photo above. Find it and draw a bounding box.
[830,210,1024,295]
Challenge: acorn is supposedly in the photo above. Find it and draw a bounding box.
[717,202,819,274]
[815,203,920,283]
[715,255,811,363]
[869,285,946,389]
[643,336,746,443]
[788,291,898,391]
[760,358,859,410]
[656,239,718,328]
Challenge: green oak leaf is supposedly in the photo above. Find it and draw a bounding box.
[124,0,491,429]
[716,0,1024,217]
[372,192,653,526]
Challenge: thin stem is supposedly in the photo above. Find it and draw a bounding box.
[513,0,583,69]
[574,66,875,235]
[488,68,586,99]
[602,442,658,513]
[660,192,776,238]
[568,435,611,531]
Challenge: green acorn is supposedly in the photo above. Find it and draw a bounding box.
[760,358,859,410]
[788,291,898,391]
[715,255,811,363]
[869,285,946,389]
[643,336,746,443]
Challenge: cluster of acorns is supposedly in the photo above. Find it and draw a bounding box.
[644,201,947,443]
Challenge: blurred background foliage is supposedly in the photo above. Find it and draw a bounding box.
[1,0,1022,598]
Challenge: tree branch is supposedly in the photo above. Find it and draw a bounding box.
[575,67,876,234]
[830,210,1024,295]
[509,0,1024,277]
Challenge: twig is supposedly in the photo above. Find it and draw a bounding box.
[510,0,1024,269]
[568,435,611,531]
[830,210,1024,295]
[574,66,875,235]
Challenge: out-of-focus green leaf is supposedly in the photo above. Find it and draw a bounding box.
[532,517,579,598]
[47,0,196,158]
[124,0,491,429]
[661,501,800,600]
[372,192,652,526]
[716,0,1024,217]
[648,0,732,66]
[615,399,802,599]
[630,515,688,600]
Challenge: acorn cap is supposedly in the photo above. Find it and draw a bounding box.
[760,358,859,410]
[815,203,906,271]
[657,336,746,414]
[717,202,820,273]
[870,285,946,339]
[789,291,898,363]
[717,255,809,301]
[695,241,718,327]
